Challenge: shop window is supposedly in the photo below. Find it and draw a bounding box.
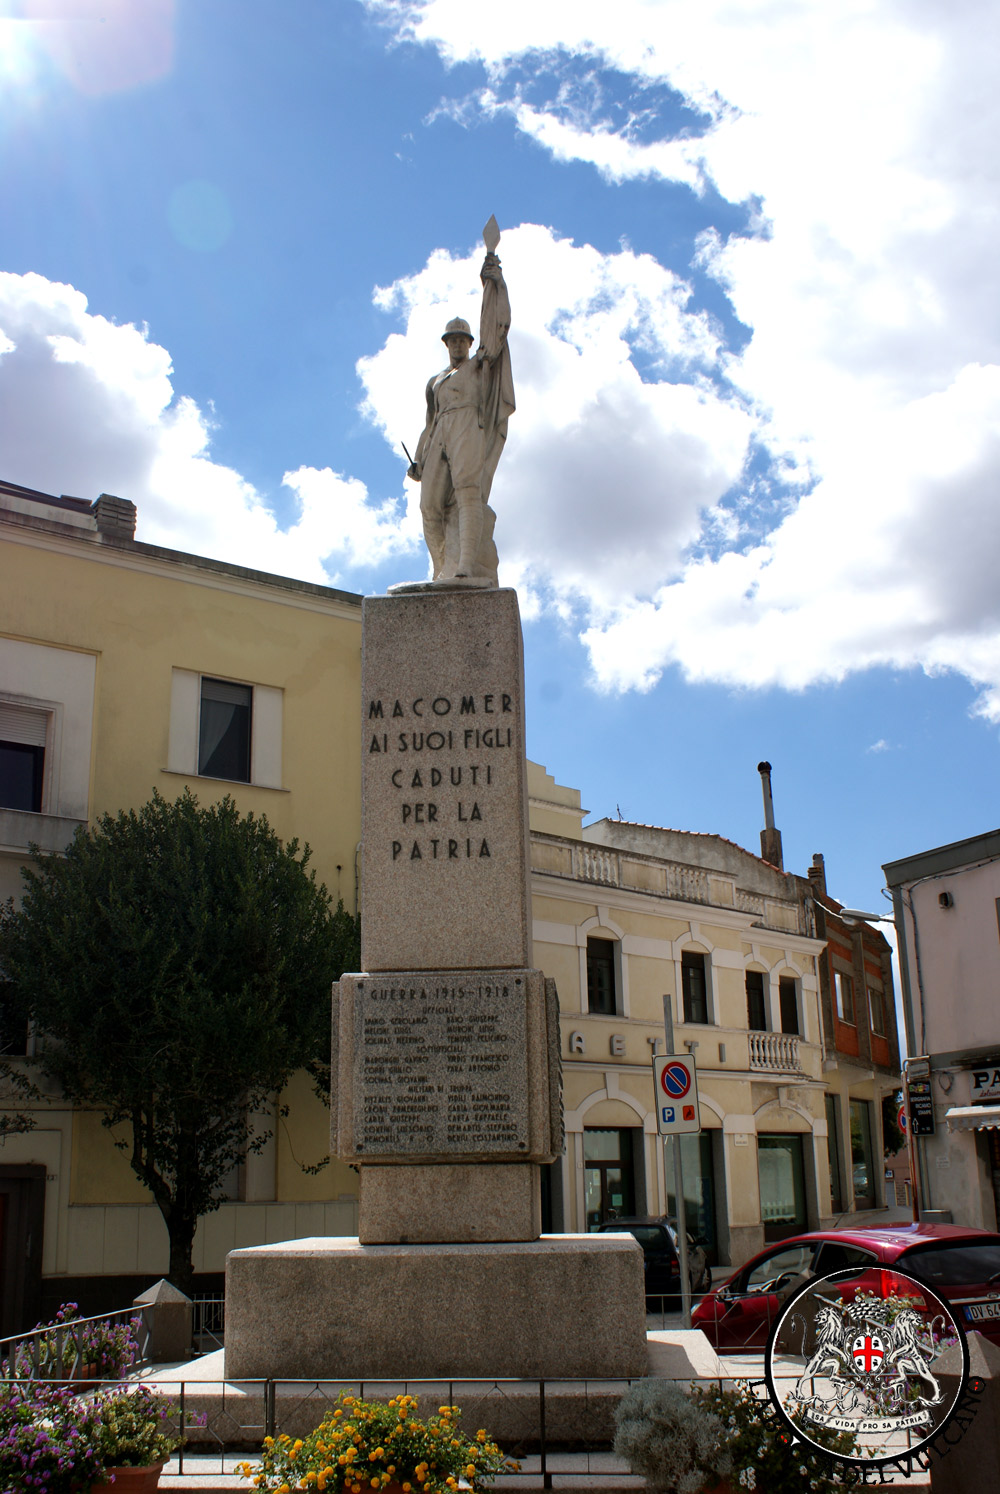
[779,976,799,1035]
[682,951,709,1024]
[757,1134,807,1241]
[867,985,887,1037]
[584,1128,638,1229]
[825,1094,843,1214]
[199,678,252,782]
[849,1099,875,1208]
[835,971,855,1024]
[745,970,767,1031]
[586,938,618,1015]
[664,1130,718,1261]
[0,704,48,813]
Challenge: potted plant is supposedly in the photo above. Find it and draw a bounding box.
[694,1381,861,1491]
[0,1380,104,1493]
[14,1302,143,1382]
[89,1384,184,1493]
[238,1390,513,1494]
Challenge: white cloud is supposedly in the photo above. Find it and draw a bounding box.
[0,271,420,587]
[365,0,1000,717]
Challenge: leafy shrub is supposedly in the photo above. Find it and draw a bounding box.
[613,1379,732,1494]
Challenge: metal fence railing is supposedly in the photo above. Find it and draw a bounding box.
[192,1296,225,1356]
[0,1307,151,1382]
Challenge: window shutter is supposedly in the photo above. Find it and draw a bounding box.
[0,704,48,746]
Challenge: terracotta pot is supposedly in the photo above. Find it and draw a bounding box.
[90,1461,165,1493]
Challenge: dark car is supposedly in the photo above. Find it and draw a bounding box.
[597,1216,711,1300]
[691,1223,1000,1352]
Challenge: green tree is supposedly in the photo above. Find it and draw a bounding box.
[0,790,359,1293]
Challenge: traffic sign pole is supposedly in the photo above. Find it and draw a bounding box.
[661,999,691,1329]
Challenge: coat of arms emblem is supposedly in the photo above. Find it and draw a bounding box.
[763,1268,971,1471]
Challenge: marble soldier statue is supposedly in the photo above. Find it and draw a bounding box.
[406,219,514,585]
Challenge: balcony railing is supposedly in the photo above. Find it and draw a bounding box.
[748,1031,802,1073]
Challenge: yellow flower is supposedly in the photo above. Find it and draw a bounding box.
[475,1431,486,1444]
[339,1456,348,1466]
[465,1466,476,1478]
[371,1481,379,1488]
[402,1485,412,1493]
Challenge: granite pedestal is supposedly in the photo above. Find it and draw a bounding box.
[225,1235,648,1381]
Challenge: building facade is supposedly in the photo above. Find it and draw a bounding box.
[883,829,1000,1232]
[529,765,901,1267]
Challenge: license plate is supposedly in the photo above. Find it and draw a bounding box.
[964,1301,1000,1321]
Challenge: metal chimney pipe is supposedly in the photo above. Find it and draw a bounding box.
[758,761,776,830]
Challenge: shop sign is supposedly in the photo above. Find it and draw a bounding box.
[970,1067,1000,1102]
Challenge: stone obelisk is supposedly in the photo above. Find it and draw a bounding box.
[224,222,647,1382]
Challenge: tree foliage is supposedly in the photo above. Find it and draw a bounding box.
[0,790,359,1292]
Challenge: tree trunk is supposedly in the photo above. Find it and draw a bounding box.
[165,1208,198,1298]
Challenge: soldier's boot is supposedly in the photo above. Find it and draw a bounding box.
[454,489,483,577]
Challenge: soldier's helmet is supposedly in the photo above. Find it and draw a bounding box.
[441,317,474,345]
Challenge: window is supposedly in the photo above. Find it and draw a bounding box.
[198,678,252,782]
[682,951,709,1024]
[757,1134,808,1238]
[169,669,282,788]
[850,1099,875,1207]
[868,985,887,1036]
[744,1242,816,1292]
[586,937,617,1015]
[0,704,48,812]
[825,1094,844,1214]
[583,1128,638,1229]
[834,970,855,1024]
[745,970,767,1031]
[779,976,799,1035]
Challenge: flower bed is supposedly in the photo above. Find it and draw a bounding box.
[238,1391,514,1494]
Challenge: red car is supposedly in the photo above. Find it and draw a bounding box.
[691,1224,1000,1351]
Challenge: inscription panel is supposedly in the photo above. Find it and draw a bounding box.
[353,975,529,1157]
[361,588,531,971]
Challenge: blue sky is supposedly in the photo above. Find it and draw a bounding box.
[3,0,1000,969]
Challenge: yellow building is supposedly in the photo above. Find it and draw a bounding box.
[2,479,900,1327]
[1,480,364,1324]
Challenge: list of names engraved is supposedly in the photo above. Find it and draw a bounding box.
[353,976,529,1157]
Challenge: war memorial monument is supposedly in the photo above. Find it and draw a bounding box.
[225,222,648,1382]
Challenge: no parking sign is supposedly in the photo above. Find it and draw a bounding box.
[653,1053,701,1134]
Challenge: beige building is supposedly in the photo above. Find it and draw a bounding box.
[1,477,900,1329]
[529,764,900,1266]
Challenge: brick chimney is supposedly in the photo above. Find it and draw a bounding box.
[757,760,784,870]
[807,852,827,897]
[92,492,137,541]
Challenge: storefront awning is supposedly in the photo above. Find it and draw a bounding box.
[945,1105,1000,1131]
